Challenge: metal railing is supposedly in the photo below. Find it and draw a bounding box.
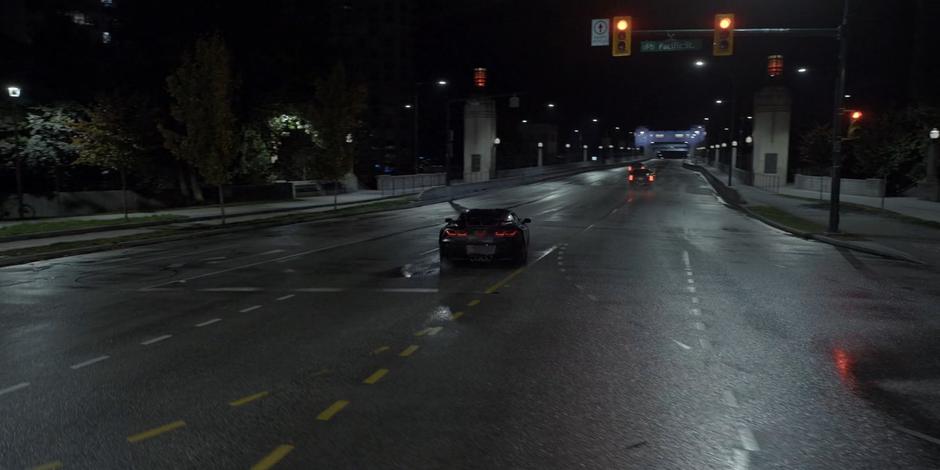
[377,173,446,196]
[753,173,782,193]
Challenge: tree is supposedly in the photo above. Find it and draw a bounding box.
[852,106,940,195]
[797,124,834,176]
[308,64,367,209]
[72,94,149,220]
[161,33,238,222]
[16,104,81,194]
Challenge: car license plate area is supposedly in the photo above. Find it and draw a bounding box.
[466,245,496,256]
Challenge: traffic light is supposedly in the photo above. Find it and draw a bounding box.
[612,16,632,57]
[713,13,734,56]
[847,110,863,137]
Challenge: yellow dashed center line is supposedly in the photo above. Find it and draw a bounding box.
[467,299,480,307]
[127,420,186,443]
[415,327,431,336]
[426,326,443,336]
[363,368,389,384]
[250,444,295,470]
[372,345,390,355]
[316,400,350,421]
[484,267,526,294]
[399,345,420,357]
[229,391,269,407]
[451,311,465,320]
[31,461,63,470]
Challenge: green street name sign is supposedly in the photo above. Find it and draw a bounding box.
[640,39,703,53]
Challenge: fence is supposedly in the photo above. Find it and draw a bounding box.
[794,174,884,197]
[377,173,446,196]
[753,173,782,193]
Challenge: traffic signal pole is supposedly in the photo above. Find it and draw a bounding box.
[828,0,850,233]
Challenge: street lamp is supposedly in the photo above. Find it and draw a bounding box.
[521,119,528,124]
[797,67,808,73]
[592,118,599,123]
[547,103,556,108]
[715,99,724,105]
[926,128,940,201]
[745,136,753,144]
[437,80,448,86]
[694,60,705,67]
[537,141,544,167]
[704,117,710,121]
[7,86,21,98]
[403,104,413,109]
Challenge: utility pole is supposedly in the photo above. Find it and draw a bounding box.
[828,0,850,233]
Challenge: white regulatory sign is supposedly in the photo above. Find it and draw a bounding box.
[591,19,610,47]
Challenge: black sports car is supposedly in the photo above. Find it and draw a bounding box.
[439,209,530,264]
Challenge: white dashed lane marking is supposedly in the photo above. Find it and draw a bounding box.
[70,355,110,370]
[672,340,692,350]
[0,382,30,397]
[276,294,295,301]
[195,318,222,327]
[240,305,262,313]
[140,335,173,346]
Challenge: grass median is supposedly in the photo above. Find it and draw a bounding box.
[748,205,826,233]
[0,214,186,238]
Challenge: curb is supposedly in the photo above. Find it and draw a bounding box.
[0,194,408,244]
[0,198,432,268]
[683,162,926,265]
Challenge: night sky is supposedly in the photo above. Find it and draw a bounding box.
[418,0,939,135]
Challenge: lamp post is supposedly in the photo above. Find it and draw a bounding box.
[491,137,500,180]
[537,142,544,167]
[582,144,588,162]
[7,85,25,218]
[729,140,738,186]
[926,128,940,201]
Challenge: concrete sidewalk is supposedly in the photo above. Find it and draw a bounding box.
[702,164,940,266]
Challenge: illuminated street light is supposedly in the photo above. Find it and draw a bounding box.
[721,142,728,148]
[797,67,808,73]
[715,99,724,105]
[745,136,753,144]
[403,104,413,109]
[704,117,710,121]
[565,143,571,148]
[694,60,705,67]
[521,119,528,123]
[844,94,852,98]
[746,115,753,120]
[436,80,448,86]
[7,86,21,98]
[931,128,940,140]
[573,129,580,133]
[547,103,556,108]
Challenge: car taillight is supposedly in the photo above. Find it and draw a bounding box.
[628,174,634,181]
[494,229,519,238]
[649,174,656,181]
[444,228,468,238]
[627,165,633,171]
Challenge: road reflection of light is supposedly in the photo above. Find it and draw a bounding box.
[429,305,452,322]
[832,347,858,389]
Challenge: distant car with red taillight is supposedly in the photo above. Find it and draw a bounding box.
[440,209,530,265]
[627,167,656,185]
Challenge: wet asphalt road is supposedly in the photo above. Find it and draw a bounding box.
[2,160,940,469]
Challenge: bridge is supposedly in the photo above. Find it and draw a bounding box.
[634,125,706,158]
